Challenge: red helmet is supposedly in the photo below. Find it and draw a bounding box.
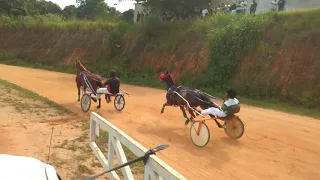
[159,73,165,80]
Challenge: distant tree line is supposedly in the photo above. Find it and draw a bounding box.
[135,0,212,19]
[0,0,135,23]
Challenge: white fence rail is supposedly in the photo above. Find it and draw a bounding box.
[89,112,187,180]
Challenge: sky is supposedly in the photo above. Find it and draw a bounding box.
[47,0,136,12]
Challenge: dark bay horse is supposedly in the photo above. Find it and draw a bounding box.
[160,71,220,125]
[75,60,106,101]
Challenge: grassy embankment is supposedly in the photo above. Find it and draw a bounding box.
[0,79,72,115]
[1,9,320,118]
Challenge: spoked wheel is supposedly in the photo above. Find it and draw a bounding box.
[190,121,210,147]
[81,94,91,112]
[114,94,125,111]
[224,116,244,139]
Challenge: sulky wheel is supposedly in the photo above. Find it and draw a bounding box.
[190,121,210,147]
[224,116,245,139]
[114,94,125,111]
[81,94,91,113]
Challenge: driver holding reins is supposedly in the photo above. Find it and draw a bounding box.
[92,70,120,109]
[200,89,240,118]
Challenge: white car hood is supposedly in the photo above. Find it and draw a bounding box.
[0,154,60,180]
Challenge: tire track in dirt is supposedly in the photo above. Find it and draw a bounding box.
[0,64,320,180]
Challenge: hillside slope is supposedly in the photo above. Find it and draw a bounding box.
[0,9,320,110]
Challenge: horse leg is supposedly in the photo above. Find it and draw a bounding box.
[105,94,110,103]
[186,108,198,125]
[161,103,167,113]
[77,85,81,101]
[76,76,81,101]
[179,106,191,125]
[97,99,101,109]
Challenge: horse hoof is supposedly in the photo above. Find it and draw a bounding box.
[185,120,190,126]
[218,124,225,129]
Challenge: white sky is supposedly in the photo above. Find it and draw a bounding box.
[47,0,135,12]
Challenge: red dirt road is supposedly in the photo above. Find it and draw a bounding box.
[1,64,320,180]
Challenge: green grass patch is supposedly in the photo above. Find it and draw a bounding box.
[96,130,144,177]
[75,165,94,178]
[0,79,73,115]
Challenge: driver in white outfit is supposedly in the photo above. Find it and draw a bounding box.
[200,89,240,118]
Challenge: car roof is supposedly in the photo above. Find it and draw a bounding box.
[0,154,59,180]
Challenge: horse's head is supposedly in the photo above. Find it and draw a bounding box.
[159,71,175,89]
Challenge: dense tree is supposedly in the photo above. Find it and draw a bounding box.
[0,0,39,16]
[135,0,212,18]
[36,0,61,15]
[0,0,121,22]
[76,0,120,21]
[63,5,77,19]
[121,9,134,23]
[0,0,62,16]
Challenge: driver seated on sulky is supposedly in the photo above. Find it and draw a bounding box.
[200,89,240,118]
[91,70,120,109]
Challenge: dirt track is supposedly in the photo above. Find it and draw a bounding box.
[1,64,320,180]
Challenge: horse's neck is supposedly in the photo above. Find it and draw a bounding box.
[165,81,175,90]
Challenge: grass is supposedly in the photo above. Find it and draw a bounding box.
[52,120,100,179]
[56,119,144,178]
[0,14,119,33]
[96,129,144,177]
[75,165,94,178]
[0,79,73,115]
[49,153,65,168]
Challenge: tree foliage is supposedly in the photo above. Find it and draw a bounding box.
[140,0,211,17]
[36,0,62,15]
[0,0,121,22]
[63,5,77,20]
[121,9,134,23]
[0,0,39,16]
[76,0,120,21]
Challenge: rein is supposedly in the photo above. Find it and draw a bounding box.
[163,74,216,106]
[182,89,214,106]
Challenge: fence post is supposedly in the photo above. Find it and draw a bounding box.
[89,112,187,180]
[90,114,96,143]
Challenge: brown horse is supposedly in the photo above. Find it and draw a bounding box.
[160,71,221,126]
[74,60,106,102]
